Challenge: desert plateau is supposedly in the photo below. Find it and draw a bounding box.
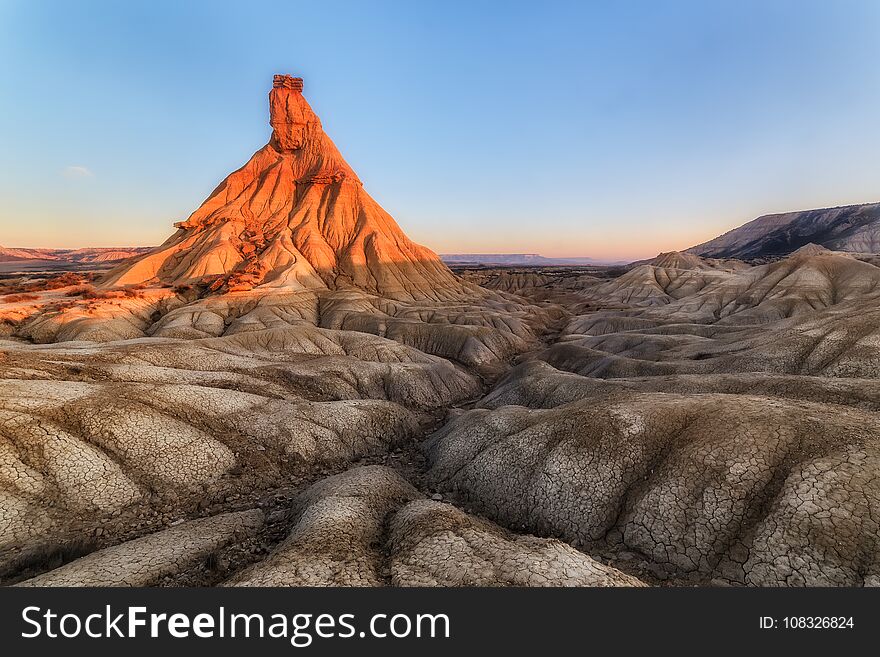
[1,74,879,590]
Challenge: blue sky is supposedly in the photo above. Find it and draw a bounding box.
[1,0,878,259]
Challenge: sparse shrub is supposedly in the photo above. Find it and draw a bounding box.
[38,272,92,291]
[66,285,96,297]
[65,284,143,300]
[2,272,97,295]
[2,293,39,303]
[44,301,76,313]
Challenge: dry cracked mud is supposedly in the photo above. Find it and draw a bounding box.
[4,247,880,587]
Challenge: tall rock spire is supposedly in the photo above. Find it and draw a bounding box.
[104,74,463,301]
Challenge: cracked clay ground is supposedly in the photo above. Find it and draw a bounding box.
[2,250,880,587]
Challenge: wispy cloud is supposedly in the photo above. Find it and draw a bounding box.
[62,165,94,179]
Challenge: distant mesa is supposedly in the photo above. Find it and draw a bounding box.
[441,254,613,266]
[0,245,152,266]
[688,201,880,259]
[0,245,56,263]
[103,74,463,301]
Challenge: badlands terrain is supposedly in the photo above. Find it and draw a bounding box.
[1,76,879,587]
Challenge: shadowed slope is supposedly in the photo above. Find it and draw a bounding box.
[689,202,880,258]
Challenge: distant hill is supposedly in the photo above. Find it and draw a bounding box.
[61,247,155,263]
[0,245,57,262]
[441,253,617,266]
[626,251,751,271]
[688,202,880,259]
[0,245,153,265]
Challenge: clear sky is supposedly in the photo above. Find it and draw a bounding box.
[1,0,879,260]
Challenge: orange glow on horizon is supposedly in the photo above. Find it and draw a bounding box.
[415,229,714,263]
[2,220,715,264]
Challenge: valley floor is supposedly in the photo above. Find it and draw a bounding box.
[2,249,879,587]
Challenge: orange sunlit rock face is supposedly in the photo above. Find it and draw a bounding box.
[104,74,463,301]
[269,75,313,152]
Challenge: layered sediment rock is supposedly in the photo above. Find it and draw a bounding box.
[103,75,466,302]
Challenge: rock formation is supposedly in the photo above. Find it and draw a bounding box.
[104,75,463,301]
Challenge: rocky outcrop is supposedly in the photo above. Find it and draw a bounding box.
[103,75,466,302]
